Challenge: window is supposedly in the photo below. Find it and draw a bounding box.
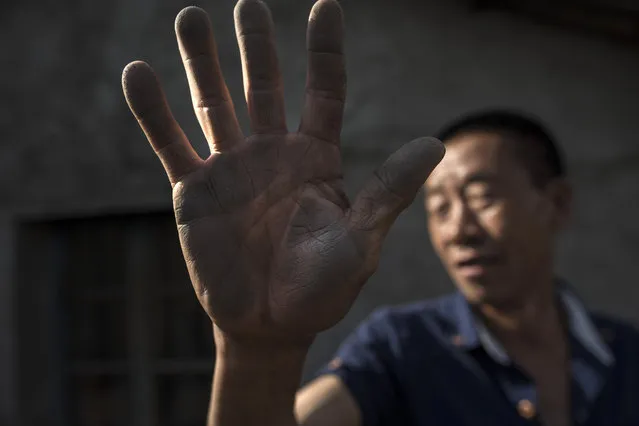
[18,213,213,426]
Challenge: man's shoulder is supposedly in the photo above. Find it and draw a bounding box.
[358,293,462,341]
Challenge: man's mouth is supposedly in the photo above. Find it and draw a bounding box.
[454,254,500,278]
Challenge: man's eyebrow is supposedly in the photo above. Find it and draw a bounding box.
[463,172,500,185]
[424,172,502,198]
[423,185,444,197]
[427,173,499,191]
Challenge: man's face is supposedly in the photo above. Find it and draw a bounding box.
[424,131,569,307]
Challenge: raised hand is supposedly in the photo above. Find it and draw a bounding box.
[121,0,444,346]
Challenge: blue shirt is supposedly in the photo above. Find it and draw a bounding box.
[318,289,639,426]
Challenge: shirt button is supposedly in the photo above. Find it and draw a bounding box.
[451,334,464,346]
[328,357,343,369]
[517,399,536,420]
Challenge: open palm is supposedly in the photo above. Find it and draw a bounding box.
[122,0,444,344]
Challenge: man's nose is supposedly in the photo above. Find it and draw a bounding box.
[444,202,483,246]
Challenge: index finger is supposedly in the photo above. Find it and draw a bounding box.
[298,0,346,145]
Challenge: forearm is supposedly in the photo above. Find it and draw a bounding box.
[208,333,310,426]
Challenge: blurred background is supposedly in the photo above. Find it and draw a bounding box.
[2,0,639,425]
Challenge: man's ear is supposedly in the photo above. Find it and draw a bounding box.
[544,177,573,232]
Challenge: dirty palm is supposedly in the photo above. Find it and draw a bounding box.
[121,0,444,345]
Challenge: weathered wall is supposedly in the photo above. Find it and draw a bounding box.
[2,0,639,417]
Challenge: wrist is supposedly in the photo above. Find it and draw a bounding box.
[214,329,312,370]
[209,327,312,426]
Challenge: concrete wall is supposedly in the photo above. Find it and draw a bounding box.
[2,0,639,419]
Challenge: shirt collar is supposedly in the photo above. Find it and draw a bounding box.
[451,284,615,367]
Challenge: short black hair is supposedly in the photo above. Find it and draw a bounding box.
[435,109,566,187]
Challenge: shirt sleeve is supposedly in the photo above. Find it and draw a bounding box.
[315,308,403,426]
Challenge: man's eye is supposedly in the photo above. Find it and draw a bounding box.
[428,202,449,218]
[467,194,495,210]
